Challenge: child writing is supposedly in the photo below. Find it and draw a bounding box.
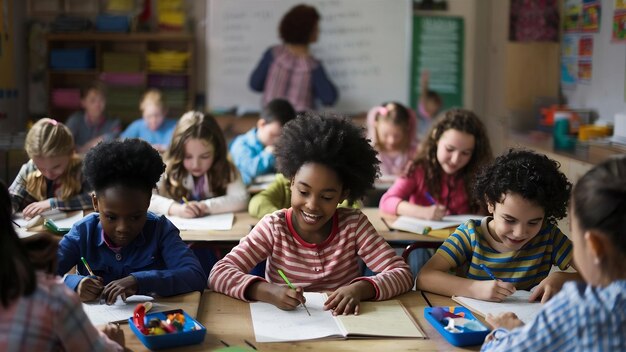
[0,181,124,351]
[65,81,121,153]
[417,71,443,140]
[249,4,338,112]
[9,118,93,219]
[56,139,206,304]
[210,113,412,315]
[416,149,582,303]
[120,89,177,152]
[379,108,493,220]
[150,111,249,217]
[481,155,626,351]
[229,98,296,185]
[366,101,418,177]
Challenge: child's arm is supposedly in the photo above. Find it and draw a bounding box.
[248,174,290,218]
[200,176,249,214]
[130,217,206,296]
[416,253,516,301]
[8,162,36,213]
[419,70,430,104]
[249,47,273,92]
[379,173,447,220]
[230,136,276,185]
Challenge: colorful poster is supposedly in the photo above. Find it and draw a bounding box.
[562,34,579,57]
[581,2,601,32]
[578,35,593,57]
[612,11,626,41]
[615,0,626,11]
[509,0,559,42]
[577,58,592,83]
[564,0,582,32]
[561,58,578,86]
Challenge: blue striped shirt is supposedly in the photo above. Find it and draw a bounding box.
[482,280,626,352]
[437,217,572,290]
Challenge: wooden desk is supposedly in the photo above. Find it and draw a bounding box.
[124,290,477,351]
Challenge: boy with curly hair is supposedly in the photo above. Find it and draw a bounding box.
[57,139,205,304]
[417,149,582,303]
[210,113,412,315]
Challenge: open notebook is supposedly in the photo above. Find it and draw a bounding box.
[166,212,234,231]
[83,295,168,326]
[390,214,482,235]
[452,290,542,324]
[250,292,425,342]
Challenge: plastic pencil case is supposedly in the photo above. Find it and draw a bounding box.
[424,306,490,347]
[129,309,206,350]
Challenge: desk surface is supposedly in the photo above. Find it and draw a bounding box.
[179,208,445,245]
[125,290,479,351]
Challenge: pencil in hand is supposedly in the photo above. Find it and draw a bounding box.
[277,269,311,316]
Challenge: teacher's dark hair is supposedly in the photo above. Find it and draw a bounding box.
[279,4,320,45]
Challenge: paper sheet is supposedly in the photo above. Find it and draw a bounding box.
[391,214,481,234]
[452,290,542,323]
[167,213,234,231]
[83,295,167,326]
[51,212,85,229]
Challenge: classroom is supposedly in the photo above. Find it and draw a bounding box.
[1,0,625,351]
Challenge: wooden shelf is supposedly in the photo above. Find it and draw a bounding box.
[46,32,193,42]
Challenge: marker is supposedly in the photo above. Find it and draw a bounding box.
[479,264,498,281]
[277,269,311,316]
[424,191,436,205]
[81,256,96,276]
[11,219,21,228]
[182,196,189,204]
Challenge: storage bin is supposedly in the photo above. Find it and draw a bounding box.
[96,15,130,32]
[129,309,206,350]
[50,48,95,70]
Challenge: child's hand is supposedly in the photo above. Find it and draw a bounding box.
[77,276,104,302]
[22,200,52,219]
[170,202,203,218]
[323,281,375,316]
[102,323,125,348]
[102,276,138,305]
[423,204,447,220]
[472,279,516,302]
[486,312,524,330]
[268,284,306,310]
[530,271,577,303]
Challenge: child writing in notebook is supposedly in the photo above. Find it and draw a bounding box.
[366,102,418,177]
[379,108,493,220]
[481,155,626,351]
[150,111,248,217]
[120,89,177,152]
[65,82,121,154]
[210,113,412,315]
[0,181,124,351]
[9,118,93,219]
[57,139,205,304]
[229,98,296,185]
[416,149,582,303]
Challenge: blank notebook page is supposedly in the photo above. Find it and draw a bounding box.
[452,290,542,323]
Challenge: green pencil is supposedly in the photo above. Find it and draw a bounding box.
[80,256,95,276]
[277,269,311,316]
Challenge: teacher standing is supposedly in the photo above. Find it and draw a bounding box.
[249,4,338,112]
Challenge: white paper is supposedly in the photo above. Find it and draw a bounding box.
[83,295,166,326]
[250,292,342,342]
[51,212,85,229]
[391,214,481,234]
[452,290,542,324]
[166,213,234,231]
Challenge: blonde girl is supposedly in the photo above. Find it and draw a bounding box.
[150,111,249,218]
[9,118,92,218]
[120,89,177,152]
[366,101,418,177]
[380,108,493,220]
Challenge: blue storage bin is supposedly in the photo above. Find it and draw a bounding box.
[129,309,206,350]
[424,306,490,347]
[50,48,95,70]
[96,15,130,32]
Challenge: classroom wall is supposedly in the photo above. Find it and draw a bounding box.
[0,0,27,132]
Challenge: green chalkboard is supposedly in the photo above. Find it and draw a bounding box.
[410,16,464,111]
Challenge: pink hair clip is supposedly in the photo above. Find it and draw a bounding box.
[377,107,388,117]
[48,119,58,126]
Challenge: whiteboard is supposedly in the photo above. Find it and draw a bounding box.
[207,0,411,113]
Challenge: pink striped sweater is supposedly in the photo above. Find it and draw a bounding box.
[209,208,412,301]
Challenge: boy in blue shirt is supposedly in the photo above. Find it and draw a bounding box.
[57,139,205,304]
[120,89,177,152]
[229,99,296,185]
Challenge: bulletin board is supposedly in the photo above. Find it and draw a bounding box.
[206,0,412,114]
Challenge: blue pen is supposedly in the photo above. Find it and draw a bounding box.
[424,191,436,205]
[479,264,498,281]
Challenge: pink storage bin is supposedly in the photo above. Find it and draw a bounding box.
[147,74,188,89]
[100,72,146,86]
[51,89,81,108]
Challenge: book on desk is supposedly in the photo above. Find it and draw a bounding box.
[249,292,425,342]
[390,214,482,239]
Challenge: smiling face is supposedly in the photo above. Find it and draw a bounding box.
[32,155,71,181]
[92,185,150,247]
[436,129,475,175]
[376,120,406,152]
[183,138,215,178]
[487,192,545,252]
[142,102,166,131]
[290,162,347,240]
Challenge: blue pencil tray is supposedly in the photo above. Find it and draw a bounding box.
[129,309,206,350]
[424,306,490,347]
